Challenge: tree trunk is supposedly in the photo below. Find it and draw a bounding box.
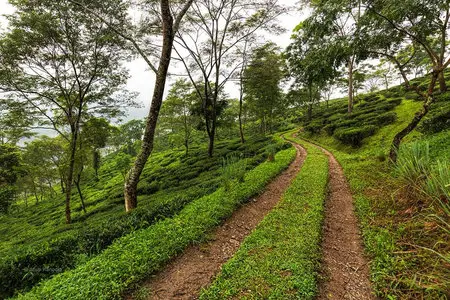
[65,133,78,224]
[184,139,189,156]
[389,72,438,162]
[348,59,354,114]
[208,123,215,157]
[60,176,65,194]
[75,174,86,214]
[238,90,245,143]
[438,70,447,92]
[384,74,389,90]
[124,1,175,212]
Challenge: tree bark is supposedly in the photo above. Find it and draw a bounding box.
[389,72,439,162]
[208,120,216,157]
[348,58,354,114]
[124,0,175,212]
[238,85,245,143]
[438,70,447,92]
[75,174,86,214]
[65,131,78,224]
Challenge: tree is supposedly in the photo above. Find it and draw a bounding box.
[294,0,367,114]
[0,0,135,223]
[22,137,67,204]
[158,79,198,155]
[174,0,285,157]
[82,118,114,179]
[286,22,337,121]
[364,0,450,161]
[244,43,284,134]
[110,119,145,155]
[0,144,21,213]
[0,100,35,145]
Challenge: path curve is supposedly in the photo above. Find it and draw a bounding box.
[312,142,375,299]
[127,140,307,300]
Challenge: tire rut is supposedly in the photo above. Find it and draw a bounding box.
[313,143,375,300]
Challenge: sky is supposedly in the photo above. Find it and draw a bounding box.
[0,0,305,122]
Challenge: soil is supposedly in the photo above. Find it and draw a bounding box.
[316,145,375,299]
[127,141,307,300]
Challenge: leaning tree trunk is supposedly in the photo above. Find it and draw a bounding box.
[389,72,439,162]
[75,173,87,214]
[124,2,175,212]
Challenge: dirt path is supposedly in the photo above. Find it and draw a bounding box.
[315,144,375,299]
[128,141,307,300]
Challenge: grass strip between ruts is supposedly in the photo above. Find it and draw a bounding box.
[15,145,296,300]
[199,132,329,299]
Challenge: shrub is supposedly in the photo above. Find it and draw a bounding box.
[334,125,377,147]
[370,112,397,126]
[419,108,450,134]
[221,155,248,191]
[304,121,323,134]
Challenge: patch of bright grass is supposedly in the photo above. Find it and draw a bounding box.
[199,132,329,299]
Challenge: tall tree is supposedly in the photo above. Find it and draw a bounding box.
[244,43,284,134]
[364,0,450,161]
[295,0,367,114]
[65,0,194,211]
[0,0,134,223]
[286,23,337,121]
[174,0,285,156]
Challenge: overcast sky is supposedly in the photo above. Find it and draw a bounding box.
[0,0,306,122]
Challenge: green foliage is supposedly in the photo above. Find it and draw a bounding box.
[395,142,431,186]
[0,186,16,214]
[200,134,329,299]
[302,94,401,147]
[221,155,248,191]
[396,141,449,217]
[425,160,450,212]
[0,144,21,213]
[15,146,296,300]
[244,43,285,133]
[334,125,377,147]
[0,136,283,298]
[419,99,450,134]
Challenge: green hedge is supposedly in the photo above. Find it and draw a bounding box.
[200,134,329,299]
[16,146,296,300]
[334,125,377,147]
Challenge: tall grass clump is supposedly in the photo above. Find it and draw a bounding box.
[395,141,431,187]
[425,160,450,217]
[221,155,248,191]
